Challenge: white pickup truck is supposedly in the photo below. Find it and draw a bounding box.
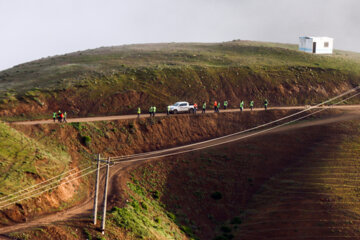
[168,101,195,114]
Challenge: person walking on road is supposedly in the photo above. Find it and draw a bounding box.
[167,105,170,115]
[217,102,221,112]
[214,101,218,113]
[57,110,62,123]
[63,112,67,123]
[250,100,254,111]
[224,100,228,110]
[52,112,57,122]
[264,99,268,111]
[153,106,156,117]
[149,106,153,117]
[194,103,198,114]
[240,100,244,112]
[202,102,206,114]
[137,107,141,118]
[60,112,64,123]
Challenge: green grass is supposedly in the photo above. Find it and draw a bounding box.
[0,121,71,197]
[108,182,185,239]
[1,40,360,118]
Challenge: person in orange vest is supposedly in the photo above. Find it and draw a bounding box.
[214,100,218,113]
[60,112,64,123]
[194,103,198,114]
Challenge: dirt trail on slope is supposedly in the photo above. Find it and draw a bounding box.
[1,110,360,236]
[11,105,360,125]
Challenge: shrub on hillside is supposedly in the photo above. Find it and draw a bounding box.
[211,191,222,200]
[230,216,242,225]
[81,135,91,147]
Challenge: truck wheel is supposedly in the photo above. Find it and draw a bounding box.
[174,110,178,114]
[189,109,194,114]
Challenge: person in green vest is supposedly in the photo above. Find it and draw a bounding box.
[137,107,141,118]
[167,105,170,115]
[264,99,268,111]
[202,102,206,114]
[52,112,57,122]
[224,100,228,110]
[149,106,153,117]
[240,100,244,112]
[153,106,156,117]
[217,102,221,113]
[64,112,67,123]
[250,100,254,111]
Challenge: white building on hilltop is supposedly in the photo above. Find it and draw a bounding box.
[299,36,334,54]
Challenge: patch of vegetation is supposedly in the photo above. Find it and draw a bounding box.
[211,191,223,200]
[230,216,242,225]
[108,182,185,239]
[70,122,84,131]
[0,121,71,197]
[81,135,91,147]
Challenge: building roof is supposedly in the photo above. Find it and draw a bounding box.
[300,36,333,40]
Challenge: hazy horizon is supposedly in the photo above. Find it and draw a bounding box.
[1,0,359,71]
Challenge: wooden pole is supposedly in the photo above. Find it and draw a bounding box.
[93,154,101,225]
[101,157,110,234]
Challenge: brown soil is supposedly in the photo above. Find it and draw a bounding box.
[1,110,299,229]
[0,66,358,119]
[1,109,360,239]
[130,114,360,239]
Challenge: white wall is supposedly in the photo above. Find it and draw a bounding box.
[312,37,333,54]
[299,37,333,54]
[299,37,313,53]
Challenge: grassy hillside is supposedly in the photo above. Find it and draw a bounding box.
[1,41,360,119]
[0,121,71,196]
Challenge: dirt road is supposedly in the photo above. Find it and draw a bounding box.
[1,108,360,236]
[11,105,360,125]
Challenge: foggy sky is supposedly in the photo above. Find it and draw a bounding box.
[0,0,359,71]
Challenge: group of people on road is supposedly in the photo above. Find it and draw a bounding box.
[239,99,267,111]
[136,98,269,118]
[148,106,157,117]
[52,110,67,123]
[209,99,268,113]
[51,99,269,122]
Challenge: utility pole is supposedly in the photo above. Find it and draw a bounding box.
[93,154,101,225]
[101,157,110,234]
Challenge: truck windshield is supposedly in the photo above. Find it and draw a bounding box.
[173,102,181,106]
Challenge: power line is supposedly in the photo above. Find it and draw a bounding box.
[0,165,96,206]
[0,162,96,201]
[111,91,360,164]
[0,166,105,210]
[110,86,360,162]
[1,86,358,210]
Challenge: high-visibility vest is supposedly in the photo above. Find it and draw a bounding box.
[250,101,254,107]
[240,101,244,108]
[153,106,156,113]
[53,112,56,118]
[167,106,170,111]
[149,107,153,112]
[203,103,206,109]
[214,101,217,107]
[137,108,141,114]
[224,101,228,106]
[264,100,268,106]
[194,103,198,109]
